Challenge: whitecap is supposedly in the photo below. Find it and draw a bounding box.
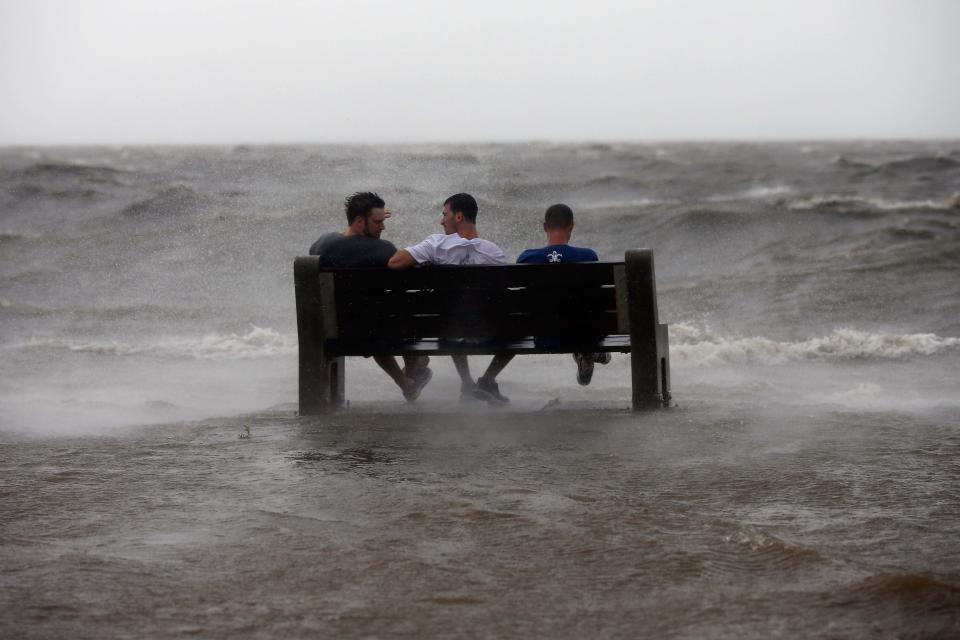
[787,195,949,212]
[669,323,960,366]
[704,184,794,202]
[20,326,298,360]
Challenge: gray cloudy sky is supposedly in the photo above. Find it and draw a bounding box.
[1,0,958,144]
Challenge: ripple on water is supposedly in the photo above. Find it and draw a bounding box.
[823,573,960,619]
[711,531,825,572]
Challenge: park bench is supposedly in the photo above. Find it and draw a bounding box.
[294,249,670,413]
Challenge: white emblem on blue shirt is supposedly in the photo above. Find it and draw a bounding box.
[547,250,562,263]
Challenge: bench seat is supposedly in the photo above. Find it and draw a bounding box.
[330,334,645,357]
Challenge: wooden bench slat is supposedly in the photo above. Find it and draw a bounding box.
[329,262,618,292]
[333,311,622,342]
[335,286,620,341]
[328,335,634,357]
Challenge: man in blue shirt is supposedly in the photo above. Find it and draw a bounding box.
[474,204,611,402]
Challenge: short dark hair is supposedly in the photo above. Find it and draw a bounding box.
[344,191,385,224]
[444,193,478,223]
[544,203,574,229]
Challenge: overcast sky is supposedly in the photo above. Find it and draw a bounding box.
[1,0,958,144]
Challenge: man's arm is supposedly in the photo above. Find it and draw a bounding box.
[388,249,418,270]
[390,236,437,269]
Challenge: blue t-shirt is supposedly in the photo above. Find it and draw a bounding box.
[516,244,598,264]
[517,244,601,349]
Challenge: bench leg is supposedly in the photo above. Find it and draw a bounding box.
[299,354,346,415]
[657,323,671,405]
[329,356,346,408]
[630,347,663,409]
[296,259,345,414]
[625,250,669,410]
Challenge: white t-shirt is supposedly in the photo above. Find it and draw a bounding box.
[405,233,507,265]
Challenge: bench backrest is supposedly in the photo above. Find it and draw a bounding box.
[294,250,670,412]
[323,262,624,346]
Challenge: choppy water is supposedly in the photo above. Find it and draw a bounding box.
[1,142,959,637]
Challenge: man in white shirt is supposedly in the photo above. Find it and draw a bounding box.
[388,193,509,404]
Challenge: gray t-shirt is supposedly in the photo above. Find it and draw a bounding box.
[313,234,397,268]
[309,232,341,257]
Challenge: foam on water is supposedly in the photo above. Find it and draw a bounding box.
[706,184,795,202]
[787,195,953,212]
[18,325,297,360]
[670,323,960,366]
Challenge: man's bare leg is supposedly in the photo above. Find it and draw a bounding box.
[374,355,414,392]
[456,354,511,405]
[480,353,514,384]
[451,354,473,387]
[374,354,433,401]
[401,354,428,377]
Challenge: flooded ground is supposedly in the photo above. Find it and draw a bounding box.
[3,399,958,638]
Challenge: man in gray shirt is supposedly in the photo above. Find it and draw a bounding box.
[310,195,396,267]
[309,192,431,401]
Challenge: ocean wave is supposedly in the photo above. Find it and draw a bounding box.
[830,155,875,170]
[834,573,960,612]
[875,155,960,173]
[0,297,50,316]
[0,229,43,242]
[20,326,297,360]
[787,195,952,212]
[0,301,210,320]
[830,154,960,176]
[703,184,794,202]
[670,323,960,365]
[18,161,129,184]
[12,185,102,199]
[121,185,206,216]
[581,174,626,188]
[585,197,675,210]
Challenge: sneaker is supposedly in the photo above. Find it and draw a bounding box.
[460,382,485,403]
[476,376,509,405]
[573,353,594,386]
[594,352,611,365]
[403,367,433,403]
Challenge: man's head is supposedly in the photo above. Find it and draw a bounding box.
[441,193,478,234]
[543,203,574,231]
[542,203,576,243]
[344,191,387,238]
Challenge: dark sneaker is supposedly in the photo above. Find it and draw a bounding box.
[573,353,594,386]
[403,367,432,403]
[476,377,509,405]
[594,351,611,365]
[460,382,486,403]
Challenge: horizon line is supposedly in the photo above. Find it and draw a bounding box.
[2,136,960,149]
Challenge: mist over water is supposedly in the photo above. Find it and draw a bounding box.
[1,142,959,637]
